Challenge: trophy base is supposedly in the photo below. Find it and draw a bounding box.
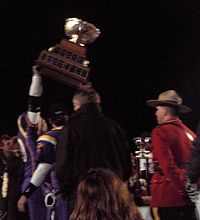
[35,39,90,88]
[38,65,88,88]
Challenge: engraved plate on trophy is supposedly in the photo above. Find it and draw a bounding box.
[36,18,101,88]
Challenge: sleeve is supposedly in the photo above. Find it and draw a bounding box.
[37,135,56,164]
[22,163,52,198]
[27,65,43,125]
[17,112,28,137]
[17,112,39,164]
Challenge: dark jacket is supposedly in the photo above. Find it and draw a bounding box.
[188,135,200,183]
[56,103,132,197]
[6,153,28,220]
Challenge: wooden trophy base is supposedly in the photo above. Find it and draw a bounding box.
[36,39,90,88]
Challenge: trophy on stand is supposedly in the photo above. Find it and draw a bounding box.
[36,18,101,88]
[132,136,153,199]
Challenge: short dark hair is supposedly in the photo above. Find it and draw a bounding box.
[73,83,101,107]
[0,134,11,148]
[48,103,68,126]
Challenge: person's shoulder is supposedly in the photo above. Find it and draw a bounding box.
[100,114,117,123]
[17,112,28,132]
[152,123,178,137]
[154,122,177,129]
[68,110,81,122]
[37,130,57,144]
[17,112,26,121]
[102,115,126,131]
[38,128,55,137]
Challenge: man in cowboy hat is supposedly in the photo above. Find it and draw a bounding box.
[146,90,197,220]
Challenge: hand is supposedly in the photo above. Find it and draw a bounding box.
[17,195,28,212]
[32,65,41,76]
[185,177,200,203]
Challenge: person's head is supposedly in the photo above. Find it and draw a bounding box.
[70,168,143,220]
[154,105,179,125]
[72,83,101,111]
[2,136,19,157]
[0,134,11,150]
[48,103,68,127]
[146,90,191,125]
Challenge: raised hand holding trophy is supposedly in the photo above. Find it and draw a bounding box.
[36,18,100,88]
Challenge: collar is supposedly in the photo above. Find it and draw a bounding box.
[52,126,64,130]
[163,117,180,125]
[70,103,102,120]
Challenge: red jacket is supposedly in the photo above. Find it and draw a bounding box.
[150,118,196,207]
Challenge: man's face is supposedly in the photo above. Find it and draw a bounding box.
[2,139,17,157]
[155,106,167,125]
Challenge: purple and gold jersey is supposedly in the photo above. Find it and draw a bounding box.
[37,126,63,190]
[17,112,38,191]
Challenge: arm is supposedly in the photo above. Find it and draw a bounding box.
[18,66,43,154]
[18,136,55,212]
[17,162,52,212]
[27,65,43,125]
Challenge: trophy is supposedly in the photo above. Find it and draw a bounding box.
[133,137,152,158]
[132,136,153,197]
[36,18,101,88]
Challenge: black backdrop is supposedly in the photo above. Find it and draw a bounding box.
[1,1,200,147]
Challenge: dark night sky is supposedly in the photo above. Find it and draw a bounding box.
[1,1,200,145]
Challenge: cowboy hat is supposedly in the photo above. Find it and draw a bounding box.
[146,90,191,113]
